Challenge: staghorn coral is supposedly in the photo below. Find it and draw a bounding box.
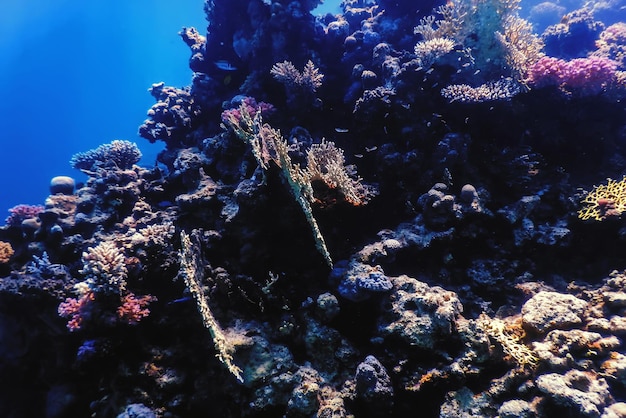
[270,60,324,93]
[58,287,96,331]
[495,14,545,83]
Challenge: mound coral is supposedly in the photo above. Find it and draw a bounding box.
[0,241,14,264]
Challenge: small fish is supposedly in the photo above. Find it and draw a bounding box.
[473,69,481,75]
[214,60,238,71]
[335,127,349,133]
[354,153,364,158]
[365,146,377,152]
[167,296,193,305]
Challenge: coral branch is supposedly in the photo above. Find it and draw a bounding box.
[178,230,243,383]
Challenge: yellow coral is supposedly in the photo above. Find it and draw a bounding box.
[477,313,538,369]
[0,241,14,264]
[179,230,244,382]
[578,176,626,221]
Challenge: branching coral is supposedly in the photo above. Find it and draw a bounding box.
[477,313,539,369]
[70,140,142,171]
[306,140,377,207]
[496,15,545,83]
[5,204,44,226]
[271,60,324,94]
[81,240,128,294]
[415,0,542,83]
[223,103,331,266]
[578,176,626,221]
[413,37,456,70]
[58,240,155,331]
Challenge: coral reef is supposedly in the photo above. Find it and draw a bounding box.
[3,0,626,416]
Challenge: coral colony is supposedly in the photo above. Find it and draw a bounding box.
[4,0,626,416]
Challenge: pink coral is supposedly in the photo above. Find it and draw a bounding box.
[5,204,44,226]
[528,56,617,95]
[58,291,95,331]
[220,97,274,125]
[117,292,156,325]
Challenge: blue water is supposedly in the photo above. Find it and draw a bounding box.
[0,0,207,213]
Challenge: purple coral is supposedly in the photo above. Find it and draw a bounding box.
[5,204,44,226]
[528,56,617,95]
[220,96,275,125]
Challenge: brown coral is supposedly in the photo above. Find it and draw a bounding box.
[0,241,14,264]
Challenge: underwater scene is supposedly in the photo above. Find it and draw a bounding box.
[3,0,626,416]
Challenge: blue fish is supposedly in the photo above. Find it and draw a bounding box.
[214,60,238,71]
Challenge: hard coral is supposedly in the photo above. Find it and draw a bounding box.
[0,241,14,264]
[578,176,626,221]
[70,140,142,171]
[528,56,618,95]
[5,204,44,226]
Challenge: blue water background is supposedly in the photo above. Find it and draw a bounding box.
[0,1,208,213]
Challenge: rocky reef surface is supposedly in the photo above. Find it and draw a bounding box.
[2,0,626,417]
